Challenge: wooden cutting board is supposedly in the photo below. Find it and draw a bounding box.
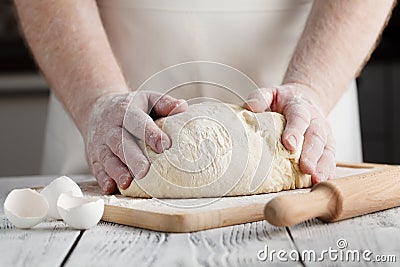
[80,162,383,233]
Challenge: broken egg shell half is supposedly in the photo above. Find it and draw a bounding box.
[57,192,104,230]
[4,189,49,229]
[40,176,83,220]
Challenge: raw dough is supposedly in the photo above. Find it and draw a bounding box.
[120,102,311,198]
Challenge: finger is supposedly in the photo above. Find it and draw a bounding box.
[124,108,171,153]
[98,145,133,189]
[314,133,336,183]
[103,153,133,190]
[243,88,276,113]
[107,128,150,179]
[106,128,126,163]
[281,104,312,152]
[313,147,336,184]
[299,118,328,176]
[92,162,117,195]
[147,92,188,116]
[124,131,151,179]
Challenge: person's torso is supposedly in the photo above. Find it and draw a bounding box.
[97,0,313,103]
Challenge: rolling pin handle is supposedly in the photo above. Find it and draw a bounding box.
[264,187,336,227]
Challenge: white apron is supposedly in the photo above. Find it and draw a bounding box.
[41,0,362,175]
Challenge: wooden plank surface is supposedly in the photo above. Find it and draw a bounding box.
[1,168,399,266]
[64,221,301,267]
[288,207,400,266]
[0,215,80,267]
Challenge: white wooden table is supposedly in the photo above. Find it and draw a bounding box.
[1,175,399,267]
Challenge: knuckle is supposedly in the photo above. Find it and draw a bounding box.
[327,133,336,147]
[126,110,140,126]
[117,165,129,175]
[114,141,124,158]
[106,129,125,157]
[133,158,150,178]
[159,93,175,104]
[302,141,322,159]
[145,126,162,143]
[107,165,125,178]
[91,161,102,175]
[106,129,121,145]
[325,145,336,155]
[86,149,96,164]
[98,146,112,163]
[97,170,108,181]
[125,109,145,129]
[308,121,327,143]
[94,167,109,184]
[309,129,326,143]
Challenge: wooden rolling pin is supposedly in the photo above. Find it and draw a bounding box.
[264,166,400,227]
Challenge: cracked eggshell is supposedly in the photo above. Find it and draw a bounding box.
[40,176,83,219]
[4,189,49,228]
[57,192,104,230]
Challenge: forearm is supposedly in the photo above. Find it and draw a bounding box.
[14,0,128,135]
[284,0,396,114]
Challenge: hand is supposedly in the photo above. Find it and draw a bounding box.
[84,91,188,194]
[243,83,336,184]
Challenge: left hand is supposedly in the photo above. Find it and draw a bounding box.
[243,83,336,184]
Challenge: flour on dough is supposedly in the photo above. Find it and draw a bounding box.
[120,102,311,198]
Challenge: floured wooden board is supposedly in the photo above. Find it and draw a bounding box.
[80,163,381,232]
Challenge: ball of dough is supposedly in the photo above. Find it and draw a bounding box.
[120,102,311,198]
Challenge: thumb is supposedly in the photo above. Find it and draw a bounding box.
[243,88,276,112]
[147,92,188,117]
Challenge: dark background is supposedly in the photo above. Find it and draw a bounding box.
[0,1,399,176]
[357,5,400,164]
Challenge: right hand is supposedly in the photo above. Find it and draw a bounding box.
[84,91,188,194]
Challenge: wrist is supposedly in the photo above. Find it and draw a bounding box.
[72,85,129,137]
